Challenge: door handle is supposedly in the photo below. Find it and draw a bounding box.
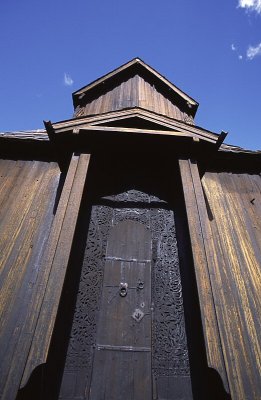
[137,280,144,290]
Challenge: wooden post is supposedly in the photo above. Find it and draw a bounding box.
[20,153,91,388]
[179,158,229,393]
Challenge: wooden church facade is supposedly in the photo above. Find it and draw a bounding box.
[0,59,260,400]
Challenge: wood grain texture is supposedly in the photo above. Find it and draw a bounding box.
[73,58,198,108]
[89,220,152,400]
[179,159,229,392]
[74,74,195,124]
[0,130,48,141]
[202,171,261,400]
[0,160,60,400]
[21,153,91,390]
[58,124,193,139]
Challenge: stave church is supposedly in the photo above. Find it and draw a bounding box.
[0,58,260,400]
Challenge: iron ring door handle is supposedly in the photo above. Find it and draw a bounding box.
[137,280,144,290]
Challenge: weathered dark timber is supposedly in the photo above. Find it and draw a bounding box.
[179,159,229,392]
[215,131,228,149]
[52,108,218,142]
[74,74,195,123]
[72,58,198,122]
[89,220,152,400]
[0,59,260,400]
[202,171,261,400]
[180,161,261,399]
[0,130,48,140]
[0,160,61,400]
[21,153,91,390]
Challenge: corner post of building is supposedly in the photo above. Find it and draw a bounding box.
[20,150,91,388]
[178,155,230,394]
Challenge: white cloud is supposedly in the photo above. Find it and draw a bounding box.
[238,0,261,14]
[64,73,74,86]
[231,43,243,60]
[246,42,261,59]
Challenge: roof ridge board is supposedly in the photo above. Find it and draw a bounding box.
[72,58,198,107]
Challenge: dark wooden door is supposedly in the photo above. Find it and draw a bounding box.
[89,220,152,399]
[58,191,193,400]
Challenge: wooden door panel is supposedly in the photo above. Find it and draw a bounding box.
[89,221,152,399]
[90,350,151,400]
[97,260,151,348]
[106,219,152,261]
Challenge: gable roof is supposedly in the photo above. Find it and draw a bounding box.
[72,58,199,117]
[50,107,219,144]
[1,113,260,155]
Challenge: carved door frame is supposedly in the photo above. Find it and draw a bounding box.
[19,154,229,399]
[59,189,193,399]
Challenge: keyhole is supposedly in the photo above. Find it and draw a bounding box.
[119,282,128,297]
[120,287,127,297]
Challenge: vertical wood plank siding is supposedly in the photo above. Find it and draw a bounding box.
[21,153,91,390]
[0,159,61,399]
[74,75,194,124]
[179,159,229,393]
[202,171,261,400]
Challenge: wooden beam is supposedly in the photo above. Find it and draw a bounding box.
[55,124,194,139]
[44,120,55,141]
[52,108,218,142]
[215,131,228,150]
[0,130,48,141]
[179,159,229,393]
[20,153,91,388]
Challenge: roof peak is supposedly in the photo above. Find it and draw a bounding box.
[73,58,198,106]
[72,58,199,121]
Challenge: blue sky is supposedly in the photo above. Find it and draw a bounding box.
[0,0,260,150]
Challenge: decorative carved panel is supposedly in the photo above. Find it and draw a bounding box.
[59,190,190,399]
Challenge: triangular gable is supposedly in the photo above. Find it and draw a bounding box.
[94,115,173,132]
[51,108,219,144]
[72,58,199,121]
[73,58,198,107]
